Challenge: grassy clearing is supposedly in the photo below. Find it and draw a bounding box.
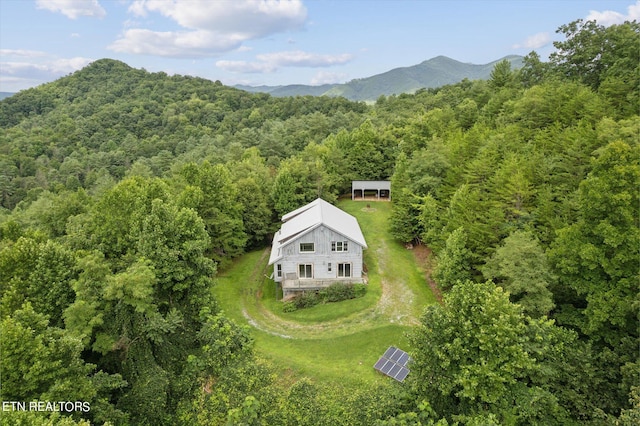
[214,249,267,324]
[254,324,412,384]
[213,199,436,385]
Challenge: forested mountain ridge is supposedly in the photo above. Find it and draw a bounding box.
[236,55,524,101]
[0,58,367,129]
[0,18,638,425]
[0,57,368,211]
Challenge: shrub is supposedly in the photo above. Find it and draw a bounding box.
[326,282,368,301]
[353,283,367,298]
[293,292,321,309]
[282,283,367,312]
[323,282,354,302]
[282,301,297,313]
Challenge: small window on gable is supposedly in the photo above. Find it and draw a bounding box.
[276,264,282,278]
[331,241,348,252]
[300,243,315,252]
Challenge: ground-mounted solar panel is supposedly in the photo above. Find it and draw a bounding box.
[383,347,396,358]
[389,363,402,377]
[373,346,412,382]
[374,358,387,370]
[381,360,394,375]
[395,367,410,382]
[388,349,399,361]
[396,352,410,366]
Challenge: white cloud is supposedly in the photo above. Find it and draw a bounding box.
[217,50,354,74]
[51,57,94,73]
[0,49,48,59]
[512,32,551,49]
[631,1,640,20]
[130,0,306,36]
[216,60,277,73]
[1,57,92,77]
[35,0,106,19]
[512,2,639,54]
[310,71,347,85]
[114,0,307,58]
[257,50,353,67]
[586,1,640,26]
[0,55,92,92]
[1,62,52,79]
[109,29,246,57]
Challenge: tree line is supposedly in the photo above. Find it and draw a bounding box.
[0,18,638,425]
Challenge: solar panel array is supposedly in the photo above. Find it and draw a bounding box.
[373,346,411,382]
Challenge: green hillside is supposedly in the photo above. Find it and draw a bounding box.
[0,18,638,426]
[238,55,524,101]
[235,83,335,97]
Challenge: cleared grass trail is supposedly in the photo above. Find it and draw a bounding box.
[213,200,437,383]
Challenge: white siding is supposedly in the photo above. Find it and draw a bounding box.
[279,225,364,282]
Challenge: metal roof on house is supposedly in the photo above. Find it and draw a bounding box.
[268,198,368,265]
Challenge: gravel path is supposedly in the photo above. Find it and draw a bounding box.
[374,242,420,326]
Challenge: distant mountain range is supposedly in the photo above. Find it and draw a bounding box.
[1,55,523,103]
[236,55,524,101]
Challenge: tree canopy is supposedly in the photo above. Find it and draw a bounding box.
[1,17,638,425]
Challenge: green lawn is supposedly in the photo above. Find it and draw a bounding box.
[213,200,436,385]
[254,324,412,383]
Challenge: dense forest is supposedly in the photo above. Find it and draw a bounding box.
[0,18,638,425]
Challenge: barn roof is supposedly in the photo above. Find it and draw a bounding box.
[268,198,367,265]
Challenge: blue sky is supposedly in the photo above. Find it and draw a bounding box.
[1,0,638,92]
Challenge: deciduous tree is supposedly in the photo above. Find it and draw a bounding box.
[550,141,639,345]
[0,237,76,325]
[482,230,555,318]
[408,281,573,424]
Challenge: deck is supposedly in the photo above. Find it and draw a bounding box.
[281,274,367,297]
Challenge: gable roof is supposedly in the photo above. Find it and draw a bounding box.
[268,198,367,265]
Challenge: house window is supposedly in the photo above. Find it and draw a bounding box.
[327,263,332,272]
[331,241,349,252]
[276,264,282,278]
[338,263,352,278]
[300,242,315,253]
[298,264,313,278]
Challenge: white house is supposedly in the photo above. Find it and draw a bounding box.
[268,198,368,298]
